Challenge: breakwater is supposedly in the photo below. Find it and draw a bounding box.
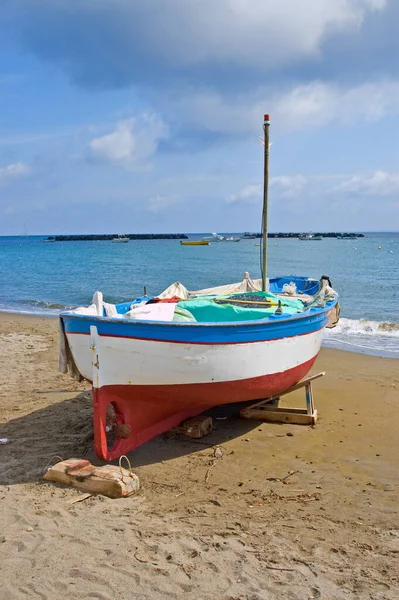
[246,232,365,239]
[44,233,189,241]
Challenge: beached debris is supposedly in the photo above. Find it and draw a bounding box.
[66,492,92,505]
[213,445,223,458]
[43,457,139,498]
[205,460,216,483]
[265,489,321,504]
[266,470,299,484]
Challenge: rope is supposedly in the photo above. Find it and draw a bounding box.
[118,454,133,481]
[43,455,64,472]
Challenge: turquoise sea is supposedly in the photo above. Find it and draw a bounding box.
[1,232,398,358]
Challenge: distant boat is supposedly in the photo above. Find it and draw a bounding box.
[43,236,56,242]
[336,235,357,240]
[202,233,241,242]
[180,240,210,246]
[112,235,129,243]
[243,232,258,239]
[202,233,224,242]
[299,234,322,241]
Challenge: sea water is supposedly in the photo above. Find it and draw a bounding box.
[0,232,398,358]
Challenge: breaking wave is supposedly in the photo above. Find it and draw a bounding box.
[0,299,76,316]
[20,299,75,310]
[323,318,399,357]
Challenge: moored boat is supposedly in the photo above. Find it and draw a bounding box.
[299,234,322,241]
[201,233,240,242]
[180,240,210,246]
[202,233,224,242]
[112,235,129,243]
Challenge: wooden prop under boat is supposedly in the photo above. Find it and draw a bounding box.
[59,115,340,460]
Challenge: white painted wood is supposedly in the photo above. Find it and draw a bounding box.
[68,328,324,387]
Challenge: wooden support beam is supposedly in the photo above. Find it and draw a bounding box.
[240,372,324,426]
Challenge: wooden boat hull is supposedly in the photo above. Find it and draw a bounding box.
[61,302,335,460]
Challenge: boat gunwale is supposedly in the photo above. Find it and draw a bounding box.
[60,295,338,329]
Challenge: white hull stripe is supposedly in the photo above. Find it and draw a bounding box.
[67,328,325,386]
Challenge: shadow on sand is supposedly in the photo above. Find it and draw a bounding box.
[0,392,269,486]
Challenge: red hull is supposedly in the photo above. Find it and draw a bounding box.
[93,356,317,460]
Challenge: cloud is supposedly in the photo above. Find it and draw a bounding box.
[89,114,168,167]
[271,175,308,197]
[147,194,181,213]
[228,184,262,204]
[273,80,399,129]
[169,78,399,136]
[11,1,387,90]
[231,170,399,203]
[5,0,398,150]
[0,162,31,182]
[333,170,399,195]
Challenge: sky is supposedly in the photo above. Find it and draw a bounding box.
[0,0,398,235]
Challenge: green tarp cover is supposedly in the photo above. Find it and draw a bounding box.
[177,291,305,323]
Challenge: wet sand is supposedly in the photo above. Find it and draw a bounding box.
[0,312,398,600]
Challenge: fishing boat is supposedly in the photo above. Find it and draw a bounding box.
[59,115,339,461]
[201,233,240,242]
[299,234,322,241]
[180,240,210,246]
[336,235,357,240]
[112,234,129,243]
[202,233,223,242]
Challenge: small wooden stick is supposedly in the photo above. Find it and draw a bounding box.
[134,549,158,565]
[66,493,92,505]
[264,565,295,572]
[205,460,216,483]
[282,470,299,482]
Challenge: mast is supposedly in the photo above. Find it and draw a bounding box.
[261,114,270,291]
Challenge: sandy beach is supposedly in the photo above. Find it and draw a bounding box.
[0,312,398,600]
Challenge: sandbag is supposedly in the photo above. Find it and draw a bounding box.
[43,458,140,498]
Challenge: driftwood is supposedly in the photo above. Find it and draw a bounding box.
[43,458,140,498]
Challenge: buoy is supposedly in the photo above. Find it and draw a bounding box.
[378,246,382,249]
[389,250,393,254]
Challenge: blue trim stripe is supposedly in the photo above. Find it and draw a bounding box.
[61,301,336,344]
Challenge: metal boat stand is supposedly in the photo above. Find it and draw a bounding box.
[239,372,325,426]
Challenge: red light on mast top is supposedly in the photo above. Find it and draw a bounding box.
[264,114,270,121]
